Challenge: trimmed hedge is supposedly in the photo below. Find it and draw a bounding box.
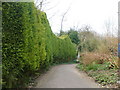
[2,2,76,88]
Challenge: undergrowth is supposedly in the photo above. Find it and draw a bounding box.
[77,61,118,86]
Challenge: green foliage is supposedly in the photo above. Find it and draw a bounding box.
[89,70,118,85]
[68,29,80,45]
[2,2,76,88]
[52,35,76,63]
[77,61,118,86]
[57,29,80,45]
[77,61,117,72]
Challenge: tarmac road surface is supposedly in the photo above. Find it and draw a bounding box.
[35,64,101,88]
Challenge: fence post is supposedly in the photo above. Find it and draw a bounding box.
[118,1,120,88]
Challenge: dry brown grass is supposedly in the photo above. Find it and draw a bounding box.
[80,52,100,65]
[80,52,118,68]
[97,37,118,55]
[79,36,118,68]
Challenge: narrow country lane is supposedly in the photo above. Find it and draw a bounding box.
[34,64,101,88]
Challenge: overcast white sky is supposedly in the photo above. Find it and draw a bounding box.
[35,0,119,35]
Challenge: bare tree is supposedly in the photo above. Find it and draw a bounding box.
[79,25,92,32]
[104,19,117,37]
[60,7,70,36]
[35,0,46,11]
[35,0,60,21]
[104,19,112,37]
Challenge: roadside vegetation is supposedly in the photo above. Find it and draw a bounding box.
[60,25,118,88]
[2,2,76,88]
[76,29,119,88]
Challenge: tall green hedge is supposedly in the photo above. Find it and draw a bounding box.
[2,2,76,88]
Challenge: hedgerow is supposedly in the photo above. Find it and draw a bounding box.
[2,2,76,88]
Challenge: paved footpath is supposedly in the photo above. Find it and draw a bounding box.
[35,64,101,88]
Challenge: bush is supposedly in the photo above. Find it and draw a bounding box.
[2,2,76,88]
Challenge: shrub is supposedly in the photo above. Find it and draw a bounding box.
[2,2,76,88]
